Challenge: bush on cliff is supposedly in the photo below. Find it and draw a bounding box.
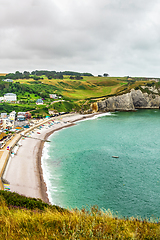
[0,190,65,212]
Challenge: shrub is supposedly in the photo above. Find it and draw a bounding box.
[0,190,66,212]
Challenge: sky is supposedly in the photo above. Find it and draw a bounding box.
[0,0,160,77]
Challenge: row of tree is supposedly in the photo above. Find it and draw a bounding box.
[98,73,109,77]
[0,70,93,81]
[0,81,59,99]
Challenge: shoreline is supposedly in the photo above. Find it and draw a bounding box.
[3,112,100,204]
[37,122,76,204]
[37,113,99,204]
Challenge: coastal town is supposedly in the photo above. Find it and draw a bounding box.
[0,90,65,146]
[0,109,88,199]
[0,89,78,195]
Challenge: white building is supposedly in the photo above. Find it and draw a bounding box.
[49,94,58,99]
[36,99,44,105]
[3,79,13,83]
[2,118,14,129]
[49,94,62,99]
[4,93,17,102]
[1,113,7,119]
[9,111,16,121]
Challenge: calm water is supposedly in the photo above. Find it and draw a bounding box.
[42,110,160,218]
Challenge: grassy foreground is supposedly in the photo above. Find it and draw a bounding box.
[0,191,160,239]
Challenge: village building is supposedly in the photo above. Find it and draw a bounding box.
[3,79,13,83]
[17,112,26,121]
[25,112,31,119]
[36,99,44,105]
[49,94,58,99]
[17,115,26,121]
[17,112,26,116]
[1,113,7,119]
[16,112,31,121]
[49,94,62,99]
[2,118,14,129]
[4,93,17,102]
[9,111,16,121]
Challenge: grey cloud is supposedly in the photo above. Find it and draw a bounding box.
[0,0,160,77]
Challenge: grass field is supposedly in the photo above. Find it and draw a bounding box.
[15,75,130,100]
[0,73,7,76]
[0,192,160,239]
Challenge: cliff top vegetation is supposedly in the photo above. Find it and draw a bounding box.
[0,190,160,239]
[0,70,159,115]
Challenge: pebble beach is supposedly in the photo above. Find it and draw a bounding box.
[3,113,95,203]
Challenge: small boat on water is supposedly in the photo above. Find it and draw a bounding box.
[112,156,119,158]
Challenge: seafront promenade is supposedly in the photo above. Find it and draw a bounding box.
[0,113,89,198]
[0,133,21,190]
[0,116,63,190]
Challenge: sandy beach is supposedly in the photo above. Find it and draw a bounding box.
[3,113,95,204]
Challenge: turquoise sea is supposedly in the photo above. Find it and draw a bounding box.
[42,110,160,219]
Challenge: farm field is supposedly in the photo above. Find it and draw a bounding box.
[15,75,158,101]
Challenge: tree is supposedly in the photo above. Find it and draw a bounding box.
[103,73,109,77]
[75,75,81,80]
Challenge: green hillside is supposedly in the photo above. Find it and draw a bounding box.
[0,71,159,115]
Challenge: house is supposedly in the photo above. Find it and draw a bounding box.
[17,112,26,121]
[0,97,4,102]
[2,118,14,129]
[3,79,13,83]
[49,110,56,115]
[17,112,26,116]
[36,99,44,105]
[49,94,58,99]
[4,93,17,102]
[1,113,7,119]
[49,94,62,99]
[9,111,16,121]
[25,112,31,119]
[17,115,26,121]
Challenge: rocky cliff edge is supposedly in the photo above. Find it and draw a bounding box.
[91,89,160,112]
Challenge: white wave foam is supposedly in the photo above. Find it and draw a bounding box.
[76,112,113,123]
[41,142,50,160]
[41,142,54,203]
[92,112,113,119]
[41,112,115,205]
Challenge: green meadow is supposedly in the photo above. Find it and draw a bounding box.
[15,75,149,101]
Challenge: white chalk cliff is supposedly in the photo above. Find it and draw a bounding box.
[92,89,160,112]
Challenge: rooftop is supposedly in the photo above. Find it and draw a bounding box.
[36,99,43,103]
[4,93,16,96]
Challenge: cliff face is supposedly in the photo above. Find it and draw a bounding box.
[92,89,160,112]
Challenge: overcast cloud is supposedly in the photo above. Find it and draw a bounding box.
[0,0,160,77]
